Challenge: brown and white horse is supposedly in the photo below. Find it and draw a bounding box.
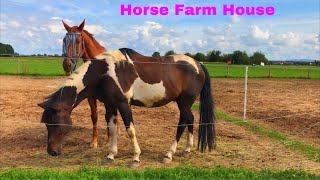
[39,20,215,167]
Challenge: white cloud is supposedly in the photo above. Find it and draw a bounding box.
[27,30,34,37]
[250,25,270,41]
[231,15,240,24]
[48,24,64,33]
[50,17,72,23]
[85,25,111,35]
[9,21,21,28]
[41,5,57,13]
[272,32,300,46]
[50,17,61,20]
[240,25,271,46]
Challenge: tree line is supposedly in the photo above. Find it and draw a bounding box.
[152,50,270,65]
[0,43,15,55]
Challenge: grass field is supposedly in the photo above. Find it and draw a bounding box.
[0,57,319,79]
[1,166,318,179]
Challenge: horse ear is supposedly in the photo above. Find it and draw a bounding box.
[78,19,85,31]
[38,100,59,110]
[38,101,49,109]
[62,20,72,31]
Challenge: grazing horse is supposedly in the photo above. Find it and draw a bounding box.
[39,48,215,167]
[61,20,120,147]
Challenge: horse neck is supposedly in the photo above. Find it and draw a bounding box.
[82,33,106,60]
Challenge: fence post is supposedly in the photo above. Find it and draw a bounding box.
[243,66,248,120]
[227,65,230,78]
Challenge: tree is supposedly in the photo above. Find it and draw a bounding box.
[0,43,14,55]
[164,50,175,56]
[152,51,161,57]
[230,51,251,65]
[222,54,232,63]
[194,52,206,62]
[250,52,269,65]
[184,53,194,58]
[207,50,222,62]
[240,52,251,65]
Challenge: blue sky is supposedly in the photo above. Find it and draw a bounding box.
[0,0,319,60]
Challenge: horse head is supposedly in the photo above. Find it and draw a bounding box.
[62,20,86,75]
[38,88,76,156]
[62,20,106,76]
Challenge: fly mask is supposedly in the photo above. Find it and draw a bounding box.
[62,33,85,71]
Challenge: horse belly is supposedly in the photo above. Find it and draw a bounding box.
[131,77,166,107]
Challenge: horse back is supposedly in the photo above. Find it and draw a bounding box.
[115,48,205,107]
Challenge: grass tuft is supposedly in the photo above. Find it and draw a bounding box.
[0,166,318,179]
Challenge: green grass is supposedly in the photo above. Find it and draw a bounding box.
[1,57,319,79]
[204,63,320,79]
[0,57,83,76]
[192,104,320,163]
[0,166,318,179]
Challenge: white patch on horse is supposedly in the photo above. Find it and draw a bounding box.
[171,55,199,74]
[96,51,134,101]
[132,77,166,107]
[62,61,91,93]
[95,50,126,62]
[107,115,118,160]
[166,140,178,159]
[184,132,193,152]
[128,122,141,162]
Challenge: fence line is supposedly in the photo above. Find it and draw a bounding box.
[1,55,320,67]
[2,111,318,134]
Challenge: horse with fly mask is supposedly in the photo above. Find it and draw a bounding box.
[61,20,120,148]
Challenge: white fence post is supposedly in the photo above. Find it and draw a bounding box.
[243,66,248,120]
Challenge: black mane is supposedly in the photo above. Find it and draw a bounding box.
[39,86,77,112]
[119,48,144,59]
[41,107,58,123]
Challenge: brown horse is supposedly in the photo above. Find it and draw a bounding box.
[61,20,120,148]
[40,21,215,167]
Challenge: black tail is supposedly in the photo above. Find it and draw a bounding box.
[198,64,215,152]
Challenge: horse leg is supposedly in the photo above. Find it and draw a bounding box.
[183,109,194,157]
[163,112,186,164]
[88,97,98,148]
[118,102,141,168]
[104,106,118,164]
[163,96,195,163]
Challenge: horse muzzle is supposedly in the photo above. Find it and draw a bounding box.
[63,57,75,76]
[47,145,62,156]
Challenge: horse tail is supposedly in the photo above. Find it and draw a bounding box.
[198,64,215,152]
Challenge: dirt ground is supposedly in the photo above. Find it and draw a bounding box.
[0,76,319,174]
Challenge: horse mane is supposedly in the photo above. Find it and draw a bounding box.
[41,107,58,123]
[83,30,94,38]
[119,48,145,59]
[40,87,77,114]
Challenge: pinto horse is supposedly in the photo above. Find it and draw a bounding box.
[61,20,121,148]
[40,21,215,167]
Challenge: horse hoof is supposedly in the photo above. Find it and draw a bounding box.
[103,158,114,165]
[90,142,98,148]
[163,156,172,164]
[129,160,140,168]
[182,151,191,157]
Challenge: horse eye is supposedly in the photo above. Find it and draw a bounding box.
[68,63,72,68]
